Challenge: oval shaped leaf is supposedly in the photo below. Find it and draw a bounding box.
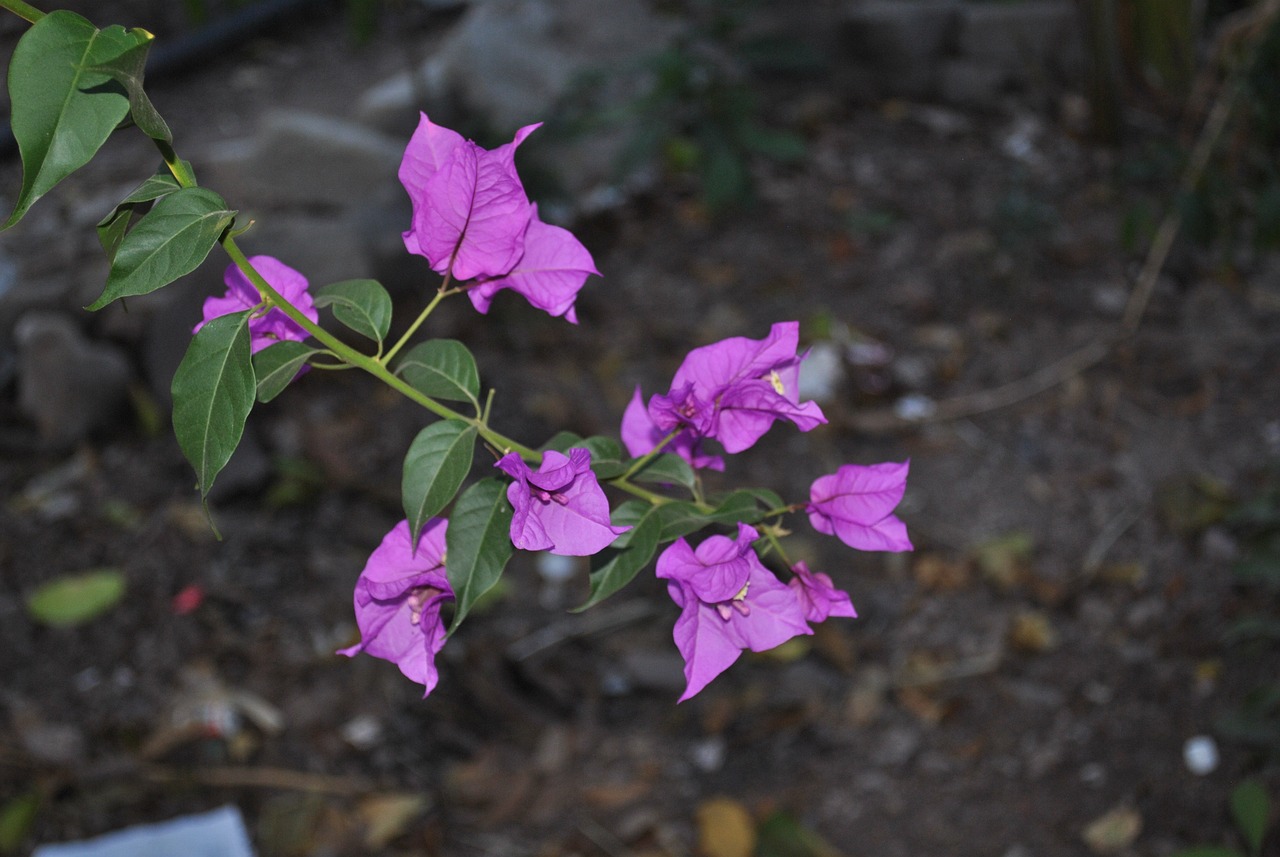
[315,279,392,344]
[253,340,320,403]
[655,501,712,542]
[26,568,125,628]
[445,478,514,633]
[631,453,696,491]
[583,434,627,479]
[4,11,139,228]
[403,419,477,543]
[171,311,254,498]
[705,489,771,525]
[397,339,480,407]
[540,430,584,453]
[87,187,236,310]
[96,169,184,261]
[572,509,661,612]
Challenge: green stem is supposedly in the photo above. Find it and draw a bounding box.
[221,236,541,461]
[619,428,682,480]
[0,0,44,24]
[760,527,792,567]
[158,140,197,189]
[381,277,452,366]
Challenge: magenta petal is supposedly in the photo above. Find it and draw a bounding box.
[713,381,827,453]
[671,321,801,399]
[789,561,857,623]
[497,448,627,556]
[338,518,453,697]
[621,386,663,458]
[807,461,913,552]
[400,118,536,281]
[473,208,598,321]
[671,587,747,702]
[196,257,317,354]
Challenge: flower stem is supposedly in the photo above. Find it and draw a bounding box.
[221,236,540,461]
[0,0,44,24]
[380,274,454,366]
[619,428,681,481]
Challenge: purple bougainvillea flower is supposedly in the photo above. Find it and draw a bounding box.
[656,523,811,701]
[337,518,453,697]
[399,113,537,282]
[807,461,913,552]
[788,561,857,623]
[624,322,826,467]
[194,256,318,354]
[467,205,600,323]
[398,114,598,321]
[620,387,724,471]
[495,448,629,556]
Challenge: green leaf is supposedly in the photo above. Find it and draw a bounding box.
[1231,780,1270,857]
[655,501,712,542]
[582,434,628,479]
[0,791,40,851]
[756,809,841,857]
[253,341,320,403]
[25,568,125,628]
[87,187,236,310]
[540,430,584,453]
[603,499,650,549]
[704,489,773,525]
[3,12,140,228]
[397,339,481,408]
[572,508,661,612]
[403,419,477,543]
[314,279,392,344]
[1169,849,1244,857]
[631,453,696,491]
[445,478,514,632]
[95,169,184,263]
[86,31,171,142]
[171,311,255,498]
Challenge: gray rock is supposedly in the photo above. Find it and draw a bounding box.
[15,311,132,449]
[357,0,681,207]
[938,58,1008,107]
[955,1,1081,81]
[200,111,405,209]
[842,1,961,99]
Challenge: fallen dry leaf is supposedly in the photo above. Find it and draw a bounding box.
[359,793,430,849]
[1082,805,1142,854]
[1008,610,1059,653]
[696,797,756,857]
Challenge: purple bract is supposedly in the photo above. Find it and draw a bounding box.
[807,461,913,552]
[495,448,628,556]
[656,523,812,701]
[621,321,826,466]
[337,518,454,697]
[195,256,318,353]
[398,114,597,321]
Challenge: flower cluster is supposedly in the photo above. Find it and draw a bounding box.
[195,117,912,704]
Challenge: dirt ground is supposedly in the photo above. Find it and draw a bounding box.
[2,3,1279,856]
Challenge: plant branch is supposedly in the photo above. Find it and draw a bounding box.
[0,0,44,24]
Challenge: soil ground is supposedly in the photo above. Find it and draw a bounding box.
[2,3,1280,856]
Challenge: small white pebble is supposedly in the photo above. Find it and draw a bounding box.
[894,394,937,422]
[798,342,844,402]
[340,714,383,750]
[1183,735,1219,776]
[690,736,726,773]
[536,552,577,585]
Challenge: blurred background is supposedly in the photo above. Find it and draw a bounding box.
[1,0,1279,854]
